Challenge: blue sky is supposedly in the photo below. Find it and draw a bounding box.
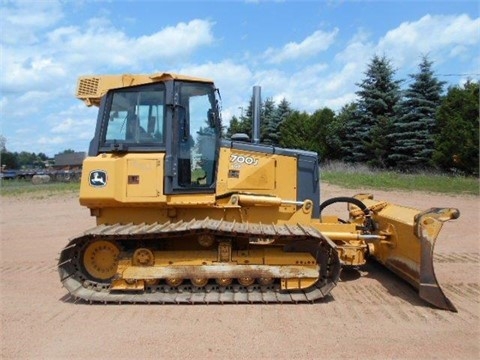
[1,0,479,157]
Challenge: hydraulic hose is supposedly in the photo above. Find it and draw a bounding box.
[319,197,369,216]
[319,196,376,232]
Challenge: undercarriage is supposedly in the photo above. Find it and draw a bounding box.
[58,219,341,304]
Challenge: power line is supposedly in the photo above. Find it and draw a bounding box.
[437,73,480,77]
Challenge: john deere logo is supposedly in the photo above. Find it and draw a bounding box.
[89,170,107,187]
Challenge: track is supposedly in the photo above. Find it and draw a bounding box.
[58,219,341,304]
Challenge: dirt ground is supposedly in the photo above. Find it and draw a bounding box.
[1,184,479,360]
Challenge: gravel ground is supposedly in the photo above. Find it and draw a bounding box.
[1,184,478,360]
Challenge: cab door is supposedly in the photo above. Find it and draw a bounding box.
[164,81,220,194]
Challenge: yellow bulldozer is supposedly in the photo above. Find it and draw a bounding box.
[58,73,459,310]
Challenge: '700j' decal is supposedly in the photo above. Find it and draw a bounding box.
[230,154,259,166]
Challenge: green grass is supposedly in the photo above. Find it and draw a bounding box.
[321,162,479,196]
[0,179,80,198]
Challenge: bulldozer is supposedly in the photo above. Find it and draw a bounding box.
[58,73,459,310]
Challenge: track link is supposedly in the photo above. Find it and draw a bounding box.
[58,219,341,304]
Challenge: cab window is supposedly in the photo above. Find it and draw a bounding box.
[104,85,165,147]
[176,83,218,188]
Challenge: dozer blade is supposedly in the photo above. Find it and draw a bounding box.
[415,208,459,312]
[360,199,460,312]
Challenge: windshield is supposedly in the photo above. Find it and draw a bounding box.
[103,84,165,147]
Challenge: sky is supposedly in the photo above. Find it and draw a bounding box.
[1,0,479,157]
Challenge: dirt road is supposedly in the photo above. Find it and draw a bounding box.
[1,185,479,359]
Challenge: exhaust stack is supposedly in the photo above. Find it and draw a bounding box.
[252,86,261,144]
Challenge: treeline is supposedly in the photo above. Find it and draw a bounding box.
[0,142,77,170]
[226,55,479,176]
[0,149,49,170]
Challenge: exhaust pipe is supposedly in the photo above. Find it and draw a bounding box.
[252,86,261,144]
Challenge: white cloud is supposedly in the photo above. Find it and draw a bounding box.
[323,62,359,93]
[335,28,374,64]
[51,118,78,134]
[137,20,215,57]
[0,97,7,113]
[178,60,252,87]
[263,28,339,64]
[1,51,67,94]
[376,14,480,68]
[51,18,215,67]
[8,91,53,117]
[1,17,216,94]
[324,92,357,110]
[38,136,66,145]
[0,0,63,44]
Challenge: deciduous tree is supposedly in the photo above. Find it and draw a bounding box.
[433,80,479,175]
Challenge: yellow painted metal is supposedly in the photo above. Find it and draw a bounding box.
[311,221,369,266]
[111,279,145,291]
[235,194,283,206]
[281,278,317,290]
[132,248,155,266]
[224,151,276,190]
[166,278,183,287]
[335,241,368,266]
[166,193,216,206]
[331,195,460,311]
[191,278,209,287]
[83,240,120,280]
[80,153,167,206]
[151,250,217,266]
[216,147,298,202]
[360,197,421,276]
[112,246,319,290]
[80,149,312,226]
[122,247,316,268]
[126,159,160,198]
[216,278,233,286]
[233,250,264,265]
[262,248,316,265]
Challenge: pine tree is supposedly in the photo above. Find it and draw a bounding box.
[347,55,402,168]
[334,102,357,161]
[239,100,253,138]
[433,80,479,175]
[261,98,277,144]
[226,103,252,139]
[390,56,445,170]
[266,98,292,146]
[225,116,241,138]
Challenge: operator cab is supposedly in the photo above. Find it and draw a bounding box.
[88,79,221,194]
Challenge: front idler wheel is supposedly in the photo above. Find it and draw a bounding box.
[82,240,120,281]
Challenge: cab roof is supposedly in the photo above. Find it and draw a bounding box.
[76,72,214,107]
